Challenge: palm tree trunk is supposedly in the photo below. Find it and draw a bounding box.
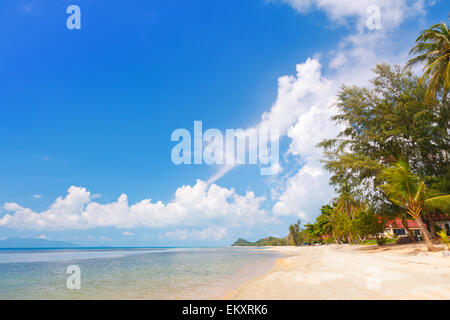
[426,211,435,239]
[400,216,416,243]
[416,215,440,252]
[348,232,354,244]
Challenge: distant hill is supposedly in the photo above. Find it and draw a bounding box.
[232,238,254,246]
[0,237,79,248]
[232,236,291,246]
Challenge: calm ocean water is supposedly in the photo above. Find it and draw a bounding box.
[0,247,281,299]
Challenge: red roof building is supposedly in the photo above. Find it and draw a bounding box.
[385,218,420,229]
[385,214,450,237]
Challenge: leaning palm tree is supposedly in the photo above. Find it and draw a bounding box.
[406,22,450,104]
[381,161,450,251]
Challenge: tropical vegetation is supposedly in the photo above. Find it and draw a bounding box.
[288,22,449,251]
[232,236,291,246]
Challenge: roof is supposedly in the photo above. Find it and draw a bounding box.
[385,214,449,229]
[386,218,420,229]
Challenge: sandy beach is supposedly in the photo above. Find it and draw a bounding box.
[225,244,450,300]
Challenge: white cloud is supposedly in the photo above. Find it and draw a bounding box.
[280,0,426,30]
[38,234,49,240]
[329,52,347,69]
[161,226,227,241]
[0,182,269,231]
[32,194,43,199]
[273,164,334,219]
[122,231,135,236]
[259,58,333,135]
[207,58,331,183]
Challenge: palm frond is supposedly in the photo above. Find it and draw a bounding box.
[424,194,450,211]
[407,22,450,103]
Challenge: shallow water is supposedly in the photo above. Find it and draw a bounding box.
[0,247,281,299]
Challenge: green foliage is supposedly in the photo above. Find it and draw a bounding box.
[360,238,396,246]
[317,60,448,250]
[380,161,425,208]
[379,160,449,251]
[318,63,448,205]
[375,236,388,246]
[231,237,291,247]
[292,203,387,245]
[437,230,450,251]
[289,220,302,246]
[381,161,450,214]
[253,237,291,246]
[352,210,385,238]
[231,238,253,246]
[406,22,450,104]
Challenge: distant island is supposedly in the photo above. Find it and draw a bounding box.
[0,237,79,248]
[232,237,290,246]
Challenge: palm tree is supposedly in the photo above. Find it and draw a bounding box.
[381,161,450,251]
[406,22,450,104]
[334,183,358,219]
[320,206,334,236]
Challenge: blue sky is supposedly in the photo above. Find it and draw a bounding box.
[0,0,448,246]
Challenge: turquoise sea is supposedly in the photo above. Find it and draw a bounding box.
[0,247,281,299]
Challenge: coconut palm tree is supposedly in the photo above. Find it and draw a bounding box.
[406,22,450,104]
[381,161,450,251]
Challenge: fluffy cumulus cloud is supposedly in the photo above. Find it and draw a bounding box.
[259,58,333,135]
[208,58,335,184]
[228,56,338,220]
[273,164,334,217]
[258,58,339,162]
[264,60,340,218]
[0,182,268,231]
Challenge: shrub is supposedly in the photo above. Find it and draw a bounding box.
[437,230,450,251]
[375,235,387,246]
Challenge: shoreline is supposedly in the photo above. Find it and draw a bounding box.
[187,249,283,300]
[224,243,450,300]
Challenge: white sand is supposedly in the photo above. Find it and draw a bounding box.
[225,243,450,300]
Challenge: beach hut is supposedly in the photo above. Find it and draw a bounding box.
[385,218,422,238]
